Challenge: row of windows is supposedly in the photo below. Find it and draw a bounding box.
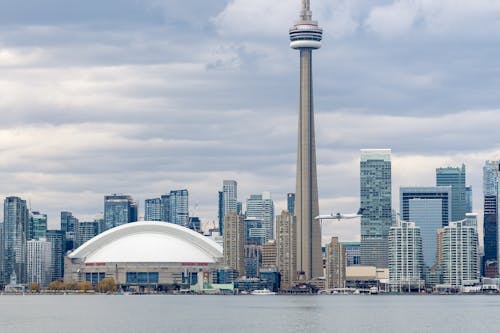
[126,272,159,284]
[85,272,106,285]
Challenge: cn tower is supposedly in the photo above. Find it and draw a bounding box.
[290,0,323,280]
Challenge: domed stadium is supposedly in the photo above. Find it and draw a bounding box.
[64,221,223,291]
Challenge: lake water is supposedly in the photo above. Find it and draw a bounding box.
[1,295,499,332]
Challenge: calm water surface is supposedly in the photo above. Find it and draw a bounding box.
[0,295,499,332]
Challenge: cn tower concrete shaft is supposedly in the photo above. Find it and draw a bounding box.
[290,3,323,280]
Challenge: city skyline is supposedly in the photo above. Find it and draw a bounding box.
[1,0,500,244]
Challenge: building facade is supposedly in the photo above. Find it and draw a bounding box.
[441,215,480,287]
[325,237,346,289]
[246,192,274,242]
[61,211,78,252]
[103,194,138,231]
[400,186,451,269]
[3,196,29,284]
[360,149,392,268]
[223,212,245,277]
[27,238,52,287]
[388,221,424,291]
[483,160,500,277]
[276,211,296,289]
[75,220,101,249]
[287,193,295,217]
[29,211,47,241]
[144,198,162,221]
[46,230,65,282]
[436,164,467,222]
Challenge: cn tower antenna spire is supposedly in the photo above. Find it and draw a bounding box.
[301,0,312,21]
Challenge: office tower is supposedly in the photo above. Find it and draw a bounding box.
[46,230,65,282]
[246,192,275,241]
[144,198,162,221]
[29,211,47,240]
[244,244,262,278]
[360,149,392,268]
[400,186,451,268]
[27,238,52,288]
[103,194,137,231]
[237,202,243,215]
[75,220,100,248]
[436,164,466,221]
[276,211,296,289]
[60,211,78,251]
[167,189,189,226]
[483,160,500,277]
[325,237,346,289]
[287,193,295,216]
[442,214,480,287]
[342,242,361,266]
[261,240,277,269]
[388,221,424,291]
[218,191,224,233]
[244,218,266,246]
[290,0,323,281]
[466,186,473,213]
[3,196,29,284]
[223,212,245,277]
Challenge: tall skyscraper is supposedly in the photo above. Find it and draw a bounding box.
[168,189,189,226]
[276,211,296,289]
[60,211,78,251]
[29,211,48,240]
[483,160,500,277]
[388,221,424,291]
[160,193,170,222]
[290,0,323,281]
[75,220,100,249]
[246,192,274,241]
[436,164,467,222]
[400,186,451,268]
[325,237,346,289]
[466,186,473,213]
[27,238,52,288]
[442,214,480,287]
[2,196,29,284]
[223,211,245,277]
[103,194,137,231]
[144,198,162,221]
[287,193,295,216]
[217,191,224,233]
[360,149,392,268]
[46,230,65,282]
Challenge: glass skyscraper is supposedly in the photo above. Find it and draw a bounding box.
[287,193,295,216]
[483,160,500,277]
[246,192,274,242]
[144,198,162,221]
[46,229,65,282]
[220,180,238,236]
[168,189,189,226]
[360,149,392,268]
[2,196,29,284]
[29,211,48,241]
[400,186,451,269]
[436,164,466,222]
[103,194,138,231]
[60,211,78,251]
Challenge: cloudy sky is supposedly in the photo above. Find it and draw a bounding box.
[1,0,500,242]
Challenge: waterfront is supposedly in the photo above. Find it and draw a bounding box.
[1,295,499,332]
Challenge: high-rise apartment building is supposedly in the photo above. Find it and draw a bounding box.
[3,196,29,284]
[29,211,47,241]
[325,237,346,289]
[144,198,162,221]
[360,149,392,268]
[244,244,262,278]
[220,180,238,236]
[400,186,451,268]
[60,211,78,251]
[276,211,296,289]
[27,238,52,287]
[223,212,245,277]
[342,242,361,266]
[261,240,277,269]
[246,192,274,241]
[483,160,500,277]
[46,230,65,282]
[287,193,295,217]
[442,214,480,287]
[217,191,224,233]
[388,221,424,291]
[168,190,189,226]
[75,220,100,249]
[436,164,467,222]
[103,194,137,231]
